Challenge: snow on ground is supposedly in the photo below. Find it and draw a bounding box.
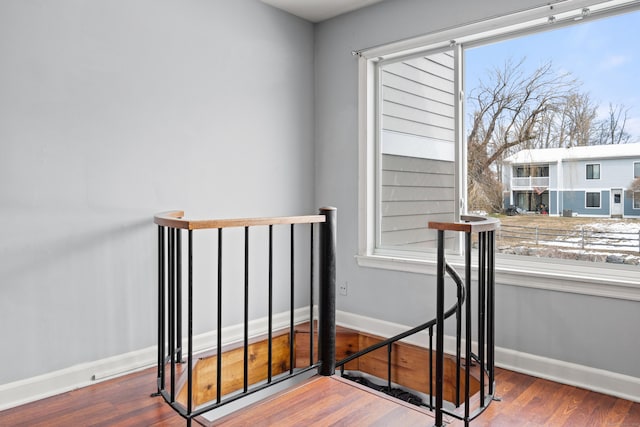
[497,218,640,265]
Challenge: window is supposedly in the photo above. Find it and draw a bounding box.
[376,50,458,251]
[634,162,640,178]
[586,164,600,180]
[634,191,640,209]
[586,192,601,208]
[358,1,640,273]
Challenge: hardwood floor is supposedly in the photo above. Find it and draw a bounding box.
[0,367,638,426]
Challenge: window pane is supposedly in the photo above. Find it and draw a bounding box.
[586,192,600,208]
[586,164,600,180]
[634,162,640,178]
[635,192,640,209]
[378,50,456,250]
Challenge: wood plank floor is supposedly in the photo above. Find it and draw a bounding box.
[0,366,639,426]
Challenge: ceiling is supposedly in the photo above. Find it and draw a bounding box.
[260,0,385,23]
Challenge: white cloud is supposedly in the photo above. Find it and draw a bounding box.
[599,54,631,70]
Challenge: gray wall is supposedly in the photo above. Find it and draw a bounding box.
[314,0,640,379]
[0,0,314,384]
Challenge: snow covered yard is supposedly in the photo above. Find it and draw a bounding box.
[495,215,640,265]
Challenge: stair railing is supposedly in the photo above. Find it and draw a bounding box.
[430,215,499,427]
[335,215,499,427]
[153,207,336,426]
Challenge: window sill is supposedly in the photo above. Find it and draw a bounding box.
[356,252,640,302]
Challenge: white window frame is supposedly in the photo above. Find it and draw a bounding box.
[633,161,640,178]
[356,0,640,300]
[586,163,601,180]
[585,191,601,209]
[633,191,640,209]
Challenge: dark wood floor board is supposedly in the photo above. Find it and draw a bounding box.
[559,389,612,427]
[541,385,591,426]
[600,398,634,427]
[622,400,640,426]
[1,366,639,426]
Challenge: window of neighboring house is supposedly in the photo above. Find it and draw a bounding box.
[586,191,601,208]
[634,191,640,209]
[634,162,640,178]
[586,164,600,180]
[535,166,549,177]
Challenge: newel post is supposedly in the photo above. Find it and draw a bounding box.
[318,206,337,376]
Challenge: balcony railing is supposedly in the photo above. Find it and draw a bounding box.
[511,176,550,189]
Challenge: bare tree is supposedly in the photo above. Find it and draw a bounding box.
[555,92,598,147]
[592,103,631,145]
[466,59,578,212]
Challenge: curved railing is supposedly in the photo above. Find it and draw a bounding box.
[432,215,499,426]
[336,215,499,427]
[153,208,337,426]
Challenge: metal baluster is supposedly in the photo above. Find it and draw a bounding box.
[487,230,496,395]
[435,229,445,427]
[187,230,194,416]
[464,231,472,423]
[268,225,273,383]
[478,231,486,408]
[176,229,182,362]
[216,229,223,403]
[244,227,249,393]
[309,224,315,366]
[157,226,165,392]
[429,325,433,410]
[168,228,175,402]
[290,224,295,374]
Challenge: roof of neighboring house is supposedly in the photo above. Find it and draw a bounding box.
[504,143,640,164]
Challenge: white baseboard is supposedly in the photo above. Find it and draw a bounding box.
[0,307,312,411]
[496,347,640,403]
[3,308,637,411]
[0,347,157,412]
[336,310,640,403]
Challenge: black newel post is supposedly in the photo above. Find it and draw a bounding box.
[318,207,337,376]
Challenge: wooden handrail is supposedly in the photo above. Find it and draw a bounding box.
[154,210,326,230]
[428,215,500,233]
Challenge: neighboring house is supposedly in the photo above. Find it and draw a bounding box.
[502,143,640,217]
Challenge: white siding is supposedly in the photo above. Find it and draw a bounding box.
[379,50,456,249]
[380,155,456,249]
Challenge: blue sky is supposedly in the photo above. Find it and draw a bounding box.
[465,9,640,142]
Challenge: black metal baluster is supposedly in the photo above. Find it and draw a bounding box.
[176,229,182,363]
[289,224,295,374]
[387,343,393,391]
[478,231,486,408]
[268,225,273,383]
[487,230,496,395]
[216,229,223,403]
[157,226,165,392]
[168,228,175,402]
[435,229,445,427]
[187,230,194,417]
[244,227,249,393]
[456,267,462,408]
[465,231,472,423]
[429,325,433,410]
[309,224,315,366]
